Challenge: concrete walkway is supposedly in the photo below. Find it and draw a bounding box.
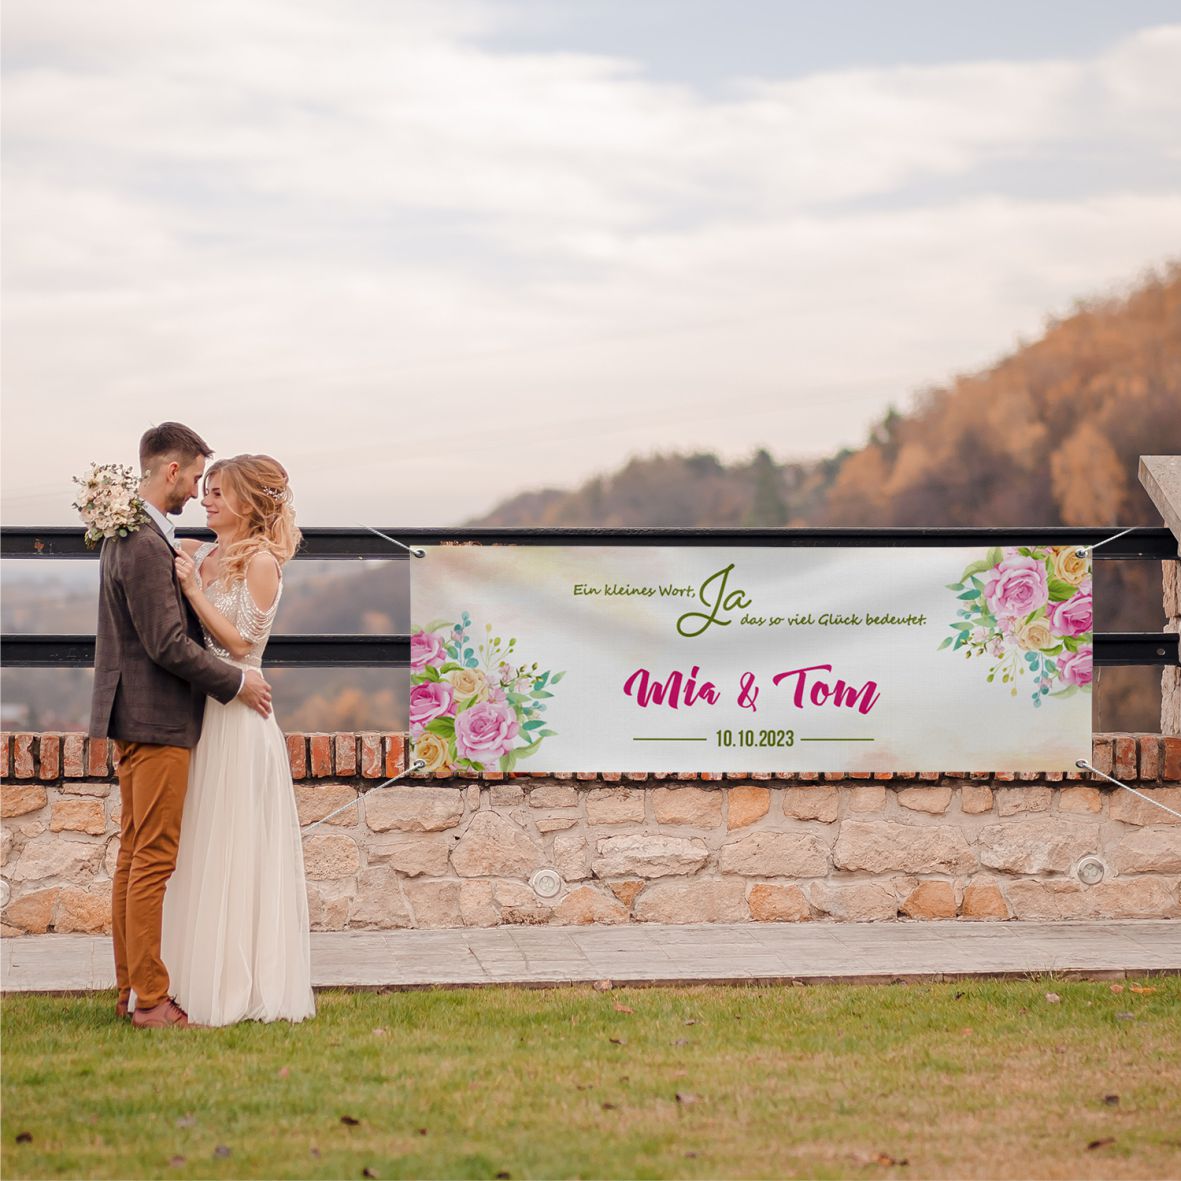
[3,921,1179,992]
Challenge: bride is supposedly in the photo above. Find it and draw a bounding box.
[162,454,315,1026]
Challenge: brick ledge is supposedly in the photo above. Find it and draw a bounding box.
[0,732,1178,785]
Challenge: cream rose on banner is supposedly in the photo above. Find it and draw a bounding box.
[1052,547,1090,587]
[1013,618,1054,652]
[942,545,1093,707]
[408,609,565,772]
[448,667,487,701]
[412,731,450,774]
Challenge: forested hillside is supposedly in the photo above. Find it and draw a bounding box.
[473,267,1181,532]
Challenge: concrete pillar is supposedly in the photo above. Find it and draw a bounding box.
[1138,456,1181,734]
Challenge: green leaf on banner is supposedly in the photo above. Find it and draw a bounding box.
[425,717,455,738]
[938,636,954,650]
[549,671,566,684]
[985,546,1003,567]
[421,666,441,682]
[422,619,452,634]
[1048,578,1076,602]
[959,559,990,582]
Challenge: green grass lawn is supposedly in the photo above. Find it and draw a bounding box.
[2,979,1179,1180]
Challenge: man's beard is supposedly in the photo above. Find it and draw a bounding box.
[165,490,189,515]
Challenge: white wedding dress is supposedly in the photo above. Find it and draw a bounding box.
[161,542,315,1025]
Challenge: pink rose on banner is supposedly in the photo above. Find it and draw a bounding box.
[1057,647,1093,687]
[410,629,445,672]
[1048,585,1093,638]
[454,701,520,763]
[409,680,454,732]
[985,555,1049,619]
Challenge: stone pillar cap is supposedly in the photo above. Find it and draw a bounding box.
[1139,456,1181,553]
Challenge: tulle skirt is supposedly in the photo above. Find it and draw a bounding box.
[162,667,315,1026]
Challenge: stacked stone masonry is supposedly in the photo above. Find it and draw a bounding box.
[2,731,1179,935]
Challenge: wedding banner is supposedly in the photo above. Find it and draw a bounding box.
[409,545,1094,774]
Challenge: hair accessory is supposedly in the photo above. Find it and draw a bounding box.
[262,485,286,500]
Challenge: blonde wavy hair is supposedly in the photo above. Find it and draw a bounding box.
[204,454,302,583]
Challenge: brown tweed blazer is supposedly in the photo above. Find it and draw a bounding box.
[89,515,242,747]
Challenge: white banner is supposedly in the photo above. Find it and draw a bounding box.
[409,545,1093,773]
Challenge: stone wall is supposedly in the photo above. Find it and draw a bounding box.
[2,732,1179,936]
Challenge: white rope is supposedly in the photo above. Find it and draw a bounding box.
[1075,760,1181,821]
[1073,525,1138,559]
[300,523,425,833]
[356,522,426,559]
[301,759,427,835]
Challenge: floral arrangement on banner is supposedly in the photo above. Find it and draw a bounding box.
[941,546,1092,707]
[409,611,565,773]
[71,463,147,549]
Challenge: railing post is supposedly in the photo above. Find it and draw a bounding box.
[1139,455,1181,734]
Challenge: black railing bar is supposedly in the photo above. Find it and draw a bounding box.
[0,634,408,669]
[2,632,1175,668]
[2,525,1176,560]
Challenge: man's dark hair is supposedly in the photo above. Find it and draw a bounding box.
[139,422,213,470]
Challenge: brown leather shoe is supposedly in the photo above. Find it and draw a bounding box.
[131,999,192,1029]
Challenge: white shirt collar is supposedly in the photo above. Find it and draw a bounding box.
[143,501,178,548]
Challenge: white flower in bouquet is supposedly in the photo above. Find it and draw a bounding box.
[71,462,148,549]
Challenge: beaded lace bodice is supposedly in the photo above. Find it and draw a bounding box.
[192,541,282,667]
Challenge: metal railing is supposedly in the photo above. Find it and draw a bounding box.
[2,525,1178,669]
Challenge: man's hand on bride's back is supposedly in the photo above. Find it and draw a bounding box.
[238,669,273,718]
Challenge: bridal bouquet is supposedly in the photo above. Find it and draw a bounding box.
[409,610,565,774]
[71,462,147,548]
[941,545,1092,707]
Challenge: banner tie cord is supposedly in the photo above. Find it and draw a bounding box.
[301,759,428,835]
[1073,525,1138,559]
[357,522,426,558]
[1075,760,1181,821]
[299,521,426,834]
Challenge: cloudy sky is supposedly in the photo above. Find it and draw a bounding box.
[3,0,1180,529]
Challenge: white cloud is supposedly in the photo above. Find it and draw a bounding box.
[2,3,1179,527]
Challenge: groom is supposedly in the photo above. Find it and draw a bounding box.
[89,422,273,1029]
